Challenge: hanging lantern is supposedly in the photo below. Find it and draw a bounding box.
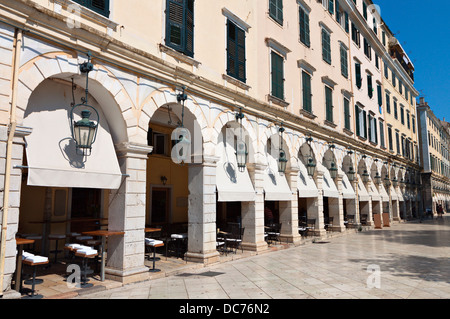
[306,157,316,177]
[278,125,288,173]
[236,138,248,172]
[329,162,338,179]
[392,177,398,188]
[384,174,391,187]
[347,166,355,182]
[72,109,98,154]
[70,53,99,156]
[374,172,382,185]
[362,170,370,183]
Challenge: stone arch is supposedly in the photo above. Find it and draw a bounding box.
[260,123,295,169]
[17,52,129,144]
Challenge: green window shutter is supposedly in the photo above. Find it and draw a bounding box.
[302,71,312,112]
[386,93,390,113]
[73,0,110,17]
[270,0,283,24]
[325,86,333,123]
[328,0,334,14]
[271,51,284,100]
[340,46,348,78]
[344,12,349,33]
[355,105,360,137]
[322,29,331,64]
[335,0,340,23]
[367,74,373,98]
[299,8,310,47]
[344,98,350,130]
[166,0,195,58]
[377,84,382,106]
[355,63,362,89]
[226,20,246,83]
[363,1,368,20]
[363,110,367,139]
[374,118,378,144]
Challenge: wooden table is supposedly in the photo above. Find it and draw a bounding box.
[82,230,125,281]
[15,237,35,292]
[145,227,162,233]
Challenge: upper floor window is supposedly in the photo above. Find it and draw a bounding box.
[340,44,348,78]
[165,0,195,58]
[269,0,283,25]
[363,38,372,60]
[299,6,310,47]
[322,27,332,64]
[73,0,110,17]
[351,22,360,47]
[302,71,312,113]
[271,51,284,100]
[355,61,362,89]
[325,85,334,123]
[226,20,246,83]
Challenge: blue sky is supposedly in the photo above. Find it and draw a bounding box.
[374,0,450,121]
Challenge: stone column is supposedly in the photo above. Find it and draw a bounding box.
[105,142,152,284]
[185,155,220,264]
[332,173,346,232]
[313,170,326,236]
[351,179,360,225]
[242,163,268,252]
[279,168,301,244]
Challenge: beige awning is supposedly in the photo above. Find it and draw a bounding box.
[341,173,356,200]
[396,188,404,202]
[297,160,319,198]
[379,183,390,202]
[23,105,122,189]
[357,178,370,201]
[390,186,398,201]
[216,138,256,202]
[263,154,292,201]
[368,182,381,201]
[320,164,339,198]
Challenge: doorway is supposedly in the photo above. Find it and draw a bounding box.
[150,187,171,225]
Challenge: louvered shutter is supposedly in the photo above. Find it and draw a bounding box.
[355,105,360,137]
[355,63,362,89]
[185,0,194,57]
[166,0,194,58]
[299,8,310,47]
[73,0,110,17]
[302,71,312,112]
[325,86,333,123]
[227,21,246,83]
[271,52,284,100]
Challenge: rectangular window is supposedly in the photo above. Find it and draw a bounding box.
[382,31,386,46]
[299,6,310,47]
[73,0,110,17]
[396,131,400,154]
[399,80,403,94]
[271,51,284,100]
[379,121,385,148]
[400,106,405,125]
[269,0,283,25]
[302,71,312,112]
[344,12,349,33]
[394,100,398,119]
[325,86,333,123]
[388,126,393,151]
[386,93,391,113]
[363,38,372,60]
[384,62,389,79]
[322,28,332,64]
[355,105,366,138]
[344,97,351,130]
[165,0,195,57]
[377,84,382,107]
[373,17,377,34]
[363,1,368,20]
[367,74,373,98]
[351,22,360,47]
[407,111,410,129]
[355,62,362,89]
[335,0,341,23]
[392,71,396,87]
[412,116,416,133]
[226,20,246,83]
[340,45,348,78]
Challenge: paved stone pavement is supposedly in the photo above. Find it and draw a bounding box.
[75,217,450,300]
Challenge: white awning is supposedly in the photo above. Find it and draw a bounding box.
[396,188,404,202]
[390,186,398,201]
[368,182,381,201]
[379,183,390,202]
[263,154,292,201]
[23,105,122,189]
[320,164,339,198]
[216,138,256,202]
[357,178,370,201]
[297,160,319,198]
[341,173,356,199]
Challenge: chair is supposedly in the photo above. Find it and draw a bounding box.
[306,219,316,237]
[48,234,66,263]
[325,217,334,232]
[266,223,281,245]
[226,225,244,254]
[345,215,355,228]
[360,214,368,226]
[145,238,164,272]
[298,220,307,237]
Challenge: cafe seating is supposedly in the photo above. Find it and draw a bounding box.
[266,223,281,245]
[360,214,368,226]
[225,225,244,254]
[306,219,316,237]
[48,234,66,263]
[145,238,164,272]
[23,234,42,254]
[74,247,98,287]
[325,217,334,232]
[21,251,49,298]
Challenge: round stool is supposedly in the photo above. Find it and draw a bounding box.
[48,234,66,263]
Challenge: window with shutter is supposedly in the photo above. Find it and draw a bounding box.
[299,7,310,47]
[363,110,367,139]
[344,97,351,130]
[355,62,362,89]
[322,28,331,64]
[302,71,312,112]
[377,84,382,106]
[367,74,373,98]
[227,20,246,83]
[340,45,348,78]
[328,0,334,14]
[271,51,284,100]
[388,126,393,151]
[73,0,110,17]
[269,0,283,25]
[344,12,349,33]
[379,121,385,148]
[386,93,391,113]
[325,86,333,123]
[165,0,195,57]
[355,105,360,137]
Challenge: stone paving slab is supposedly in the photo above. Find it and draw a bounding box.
[74,217,450,300]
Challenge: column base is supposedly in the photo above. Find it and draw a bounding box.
[185,251,220,265]
[241,241,268,252]
[105,266,149,284]
[280,234,302,244]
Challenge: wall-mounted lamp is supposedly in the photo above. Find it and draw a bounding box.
[160,176,167,185]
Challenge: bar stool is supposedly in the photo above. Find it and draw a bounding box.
[75,248,98,287]
[145,238,164,273]
[48,234,66,263]
[22,252,49,298]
